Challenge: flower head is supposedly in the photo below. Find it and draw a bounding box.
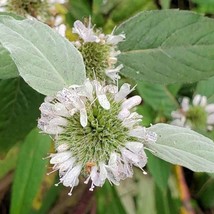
[6,0,49,21]
[2,0,66,24]
[171,94,214,130]
[38,79,157,195]
[72,19,125,83]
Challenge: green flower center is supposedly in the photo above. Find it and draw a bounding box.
[58,97,133,167]
[186,106,207,128]
[79,42,111,81]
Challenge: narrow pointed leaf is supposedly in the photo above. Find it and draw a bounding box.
[146,123,214,172]
[0,44,18,79]
[10,129,51,214]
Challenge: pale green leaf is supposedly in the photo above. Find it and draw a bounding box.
[146,123,214,172]
[10,129,51,214]
[0,43,19,79]
[116,10,214,85]
[0,13,23,79]
[0,16,86,95]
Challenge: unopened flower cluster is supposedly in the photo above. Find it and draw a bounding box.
[171,94,214,131]
[38,19,157,195]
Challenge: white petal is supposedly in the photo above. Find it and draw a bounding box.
[50,117,67,127]
[103,85,118,94]
[207,113,214,125]
[94,81,110,109]
[61,165,81,187]
[56,143,70,152]
[56,24,66,37]
[80,108,88,127]
[193,94,202,106]
[125,141,144,153]
[145,131,157,143]
[181,97,190,111]
[99,163,108,182]
[106,64,123,75]
[205,104,214,113]
[122,112,142,128]
[98,94,110,110]
[121,95,142,110]
[58,158,76,175]
[44,125,64,135]
[105,70,120,82]
[114,83,133,102]
[129,127,146,139]
[84,79,94,101]
[50,151,72,164]
[90,166,104,187]
[121,148,147,168]
[200,96,207,107]
[73,20,99,43]
[121,148,139,164]
[118,108,130,120]
[39,102,53,115]
[54,103,70,117]
[106,33,125,45]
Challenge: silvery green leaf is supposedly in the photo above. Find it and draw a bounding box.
[146,123,214,172]
[0,16,86,95]
[0,44,18,79]
[0,13,23,79]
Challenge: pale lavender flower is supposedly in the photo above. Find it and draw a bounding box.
[38,80,157,195]
[171,94,214,130]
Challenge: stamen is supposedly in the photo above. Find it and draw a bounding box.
[84,175,91,184]
[42,153,51,160]
[68,187,74,196]
[143,170,147,175]
[89,183,95,191]
[47,168,58,175]
[55,181,61,186]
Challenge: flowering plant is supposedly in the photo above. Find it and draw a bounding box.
[0,0,214,213]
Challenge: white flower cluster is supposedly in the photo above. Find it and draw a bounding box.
[39,79,157,195]
[72,19,125,82]
[171,94,214,130]
[0,0,66,36]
